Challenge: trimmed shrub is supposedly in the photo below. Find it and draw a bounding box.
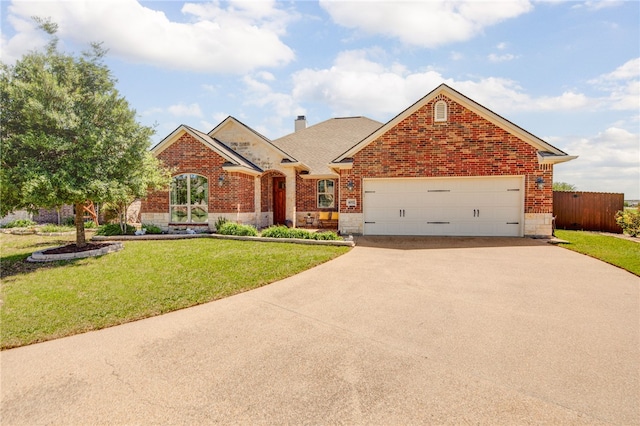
[1,219,36,228]
[96,223,136,236]
[260,226,341,241]
[142,223,163,234]
[217,222,258,237]
[615,209,640,237]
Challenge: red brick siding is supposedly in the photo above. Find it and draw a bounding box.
[141,132,255,216]
[260,171,285,213]
[296,175,337,212]
[341,96,553,213]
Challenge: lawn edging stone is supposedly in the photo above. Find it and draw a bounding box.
[92,233,355,247]
[27,241,124,262]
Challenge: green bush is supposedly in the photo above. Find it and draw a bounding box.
[217,222,258,237]
[1,219,36,228]
[260,226,341,241]
[214,216,229,232]
[615,209,640,237]
[142,223,163,234]
[39,224,75,233]
[96,223,136,236]
[83,220,98,229]
[62,216,75,226]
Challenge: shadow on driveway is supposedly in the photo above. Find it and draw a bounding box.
[354,235,548,250]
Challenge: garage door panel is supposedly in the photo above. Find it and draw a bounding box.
[363,177,523,237]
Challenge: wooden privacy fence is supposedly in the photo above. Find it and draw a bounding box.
[553,191,624,233]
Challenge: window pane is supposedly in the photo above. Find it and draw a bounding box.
[318,180,326,193]
[318,194,334,208]
[171,175,188,205]
[190,175,208,206]
[190,206,208,223]
[325,180,334,193]
[171,206,188,222]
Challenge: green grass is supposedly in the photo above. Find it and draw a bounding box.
[555,230,640,276]
[1,233,349,349]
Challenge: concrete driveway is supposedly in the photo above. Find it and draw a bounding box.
[2,237,638,425]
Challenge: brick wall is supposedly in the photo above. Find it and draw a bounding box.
[295,176,338,212]
[141,132,255,217]
[340,96,553,214]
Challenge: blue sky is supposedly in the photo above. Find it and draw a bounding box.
[2,0,639,198]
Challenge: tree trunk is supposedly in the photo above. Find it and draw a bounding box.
[74,202,87,248]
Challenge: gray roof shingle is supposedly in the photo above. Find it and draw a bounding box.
[272,117,382,176]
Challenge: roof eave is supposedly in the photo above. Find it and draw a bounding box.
[280,160,311,172]
[538,153,579,165]
[221,164,262,176]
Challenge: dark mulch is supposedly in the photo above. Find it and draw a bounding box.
[42,243,112,255]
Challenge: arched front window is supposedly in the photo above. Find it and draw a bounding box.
[170,174,208,223]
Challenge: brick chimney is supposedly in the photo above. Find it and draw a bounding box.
[295,115,307,132]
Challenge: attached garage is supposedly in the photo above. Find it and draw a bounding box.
[363,176,524,237]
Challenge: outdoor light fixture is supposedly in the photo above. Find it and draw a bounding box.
[218,175,225,187]
[535,177,545,190]
[346,180,355,191]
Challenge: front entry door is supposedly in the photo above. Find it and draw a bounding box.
[273,177,286,225]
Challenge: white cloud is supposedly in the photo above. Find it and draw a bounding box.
[589,58,640,111]
[2,0,295,73]
[450,51,464,61]
[291,49,590,120]
[241,74,304,137]
[574,0,624,11]
[167,103,203,118]
[488,53,518,62]
[319,0,532,48]
[551,127,639,198]
[591,58,640,82]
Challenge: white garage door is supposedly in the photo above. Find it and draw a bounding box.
[363,176,524,237]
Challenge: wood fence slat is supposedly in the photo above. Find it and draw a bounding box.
[553,191,624,233]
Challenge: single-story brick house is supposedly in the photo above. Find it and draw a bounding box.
[141,84,576,237]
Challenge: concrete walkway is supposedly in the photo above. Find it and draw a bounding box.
[2,237,638,425]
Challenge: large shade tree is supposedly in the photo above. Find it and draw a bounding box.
[0,19,169,247]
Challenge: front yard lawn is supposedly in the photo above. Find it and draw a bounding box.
[555,230,640,276]
[1,233,350,349]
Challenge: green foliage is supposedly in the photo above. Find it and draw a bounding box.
[62,216,76,226]
[39,224,74,233]
[615,209,640,237]
[214,216,229,232]
[0,19,161,247]
[96,223,136,236]
[142,223,163,234]
[217,222,258,236]
[83,220,98,229]
[553,182,577,191]
[1,219,37,228]
[555,230,640,276]
[260,226,341,241]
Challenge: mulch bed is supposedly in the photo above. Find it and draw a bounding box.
[42,243,112,255]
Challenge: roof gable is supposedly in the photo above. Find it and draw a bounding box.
[151,124,262,174]
[333,84,576,165]
[208,116,296,163]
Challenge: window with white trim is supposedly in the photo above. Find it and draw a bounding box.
[170,174,208,223]
[434,100,447,122]
[317,179,335,208]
